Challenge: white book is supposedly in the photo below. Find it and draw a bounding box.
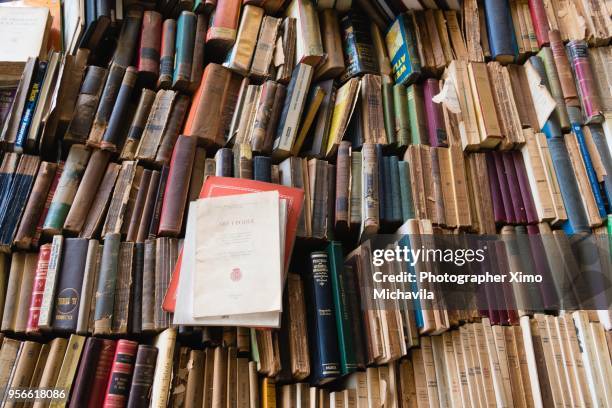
[0,6,50,62]
[519,316,544,408]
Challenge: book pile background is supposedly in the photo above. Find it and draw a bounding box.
[0,0,610,405]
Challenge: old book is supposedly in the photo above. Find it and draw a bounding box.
[305,80,335,158]
[101,161,139,238]
[93,233,121,335]
[25,244,51,334]
[100,66,138,151]
[51,238,88,333]
[250,16,281,79]
[155,95,191,165]
[111,242,134,334]
[340,10,378,83]
[184,63,233,147]
[102,340,138,406]
[359,74,386,145]
[315,9,345,80]
[138,10,162,86]
[63,149,111,234]
[206,0,242,54]
[29,338,67,408]
[137,171,161,243]
[361,143,379,236]
[49,335,85,408]
[407,84,428,145]
[173,11,197,92]
[158,19,177,89]
[190,14,208,93]
[126,170,153,242]
[386,13,421,85]
[141,239,156,332]
[42,144,90,235]
[0,339,21,398]
[275,18,297,83]
[467,62,503,148]
[249,82,278,153]
[147,166,170,238]
[150,328,177,408]
[225,5,264,75]
[286,0,324,66]
[325,77,359,157]
[13,161,57,249]
[423,79,448,147]
[566,41,604,124]
[1,58,37,149]
[119,89,156,160]
[136,90,177,162]
[34,235,62,332]
[75,240,100,335]
[79,162,120,239]
[11,253,38,334]
[126,345,158,408]
[68,337,116,408]
[155,237,177,330]
[273,63,314,159]
[86,64,126,147]
[447,60,480,150]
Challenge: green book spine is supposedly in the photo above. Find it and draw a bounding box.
[407,84,427,145]
[393,84,410,147]
[607,215,611,256]
[327,241,357,375]
[382,80,396,145]
[398,161,415,221]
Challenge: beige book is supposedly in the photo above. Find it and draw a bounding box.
[370,22,392,77]
[436,147,458,228]
[482,319,512,407]
[250,16,282,79]
[447,60,480,150]
[424,10,446,71]
[411,349,432,407]
[467,61,502,148]
[202,348,214,408]
[431,336,451,407]
[561,314,592,408]
[1,253,25,332]
[32,338,67,408]
[360,74,387,145]
[546,315,575,406]
[452,331,473,407]
[535,133,567,224]
[534,314,565,407]
[398,359,417,408]
[150,328,177,408]
[518,317,543,408]
[0,339,21,399]
[225,5,264,75]
[503,327,528,408]
[5,341,42,408]
[29,343,50,390]
[366,367,382,407]
[463,324,486,407]
[472,322,496,407]
[285,0,324,66]
[434,10,454,64]
[555,316,587,408]
[185,350,205,408]
[15,254,36,331]
[462,0,485,62]
[50,335,85,408]
[589,321,612,406]
[520,129,556,222]
[212,347,228,407]
[420,337,441,407]
[345,371,368,408]
[444,11,468,60]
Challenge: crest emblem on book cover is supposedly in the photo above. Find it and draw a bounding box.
[231,267,242,282]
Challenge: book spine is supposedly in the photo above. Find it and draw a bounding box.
[101,66,138,151]
[42,145,90,235]
[539,47,570,130]
[150,328,177,407]
[155,95,191,165]
[382,79,396,145]
[340,12,378,81]
[251,81,278,152]
[548,30,579,108]
[94,233,121,335]
[486,153,506,223]
[63,149,111,234]
[15,60,47,151]
[69,337,103,408]
[26,244,51,333]
[88,64,126,146]
[126,345,158,408]
[483,0,517,62]
[386,14,421,85]
[141,239,156,332]
[316,9,345,80]
[502,152,528,224]
[566,41,604,124]
[397,161,415,221]
[158,135,197,236]
[154,238,177,331]
[37,235,63,331]
[309,252,341,384]
[13,162,57,248]
[147,165,169,239]
[174,11,197,90]
[158,19,177,89]
[335,141,351,231]
[190,14,208,92]
[52,238,89,333]
[113,9,143,68]
[423,79,447,147]
[76,240,100,335]
[111,242,135,334]
[206,0,242,50]
[138,11,162,84]
[126,170,152,242]
[361,143,379,234]
[103,339,138,407]
[527,0,549,47]
[137,171,160,243]
[79,163,120,239]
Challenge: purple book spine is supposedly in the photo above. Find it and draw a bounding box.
[526,225,557,309]
[423,79,447,147]
[502,152,527,224]
[512,151,538,224]
[485,153,506,224]
[492,152,516,223]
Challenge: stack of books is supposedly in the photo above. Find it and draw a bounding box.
[0,0,610,406]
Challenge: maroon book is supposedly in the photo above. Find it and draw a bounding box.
[526,225,558,309]
[512,151,538,224]
[528,0,549,47]
[423,79,447,147]
[69,338,116,408]
[492,152,516,223]
[502,152,527,224]
[103,339,139,408]
[485,153,506,224]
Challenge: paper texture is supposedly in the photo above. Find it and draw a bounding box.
[524,60,557,129]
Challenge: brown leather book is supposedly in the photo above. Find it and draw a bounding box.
[101,161,139,238]
[136,170,160,243]
[136,89,177,162]
[13,161,57,249]
[126,169,152,242]
[63,149,111,235]
[120,165,144,237]
[63,65,108,146]
[155,95,190,165]
[79,162,120,239]
[190,14,208,93]
[138,10,162,87]
[183,63,232,147]
[315,9,344,80]
[120,89,156,161]
[158,135,197,237]
[154,237,178,331]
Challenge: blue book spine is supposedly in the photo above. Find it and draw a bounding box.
[483,0,518,62]
[587,124,612,214]
[309,252,341,384]
[386,14,421,86]
[15,61,47,150]
[572,124,607,217]
[253,156,272,182]
[398,235,423,328]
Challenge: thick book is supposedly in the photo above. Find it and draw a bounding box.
[206,0,242,53]
[100,66,138,152]
[103,339,138,407]
[138,11,162,86]
[340,10,378,82]
[251,16,281,79]
[224,5,264,75]
[158,19,177,89]
[386,13,421,85]
[316,9,345,80]
[285,0,324,66]
[173,11,197,92]
[52,238,88,333]
[87,63,127,147]
[93,233,121,335]
[126,345,158,408]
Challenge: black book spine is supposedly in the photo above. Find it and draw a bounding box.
[308,252,341,385]
[148,165,169,239]
[126,345,158,408]
[69,337,103,407]
[52,238,89,333]
[130,243,144,334]
[253,156,272,182]
[113,9,144,68]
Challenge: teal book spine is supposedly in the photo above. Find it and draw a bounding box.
[386,13,421,86]
[173,11,197,89]
[327,241,357,376]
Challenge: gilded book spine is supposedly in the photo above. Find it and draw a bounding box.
[103,339,138,407]
[26,244,51,333]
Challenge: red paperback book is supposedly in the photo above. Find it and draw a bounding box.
[103,339,139,408]
[26,244,51,332]
[162,176,304,312]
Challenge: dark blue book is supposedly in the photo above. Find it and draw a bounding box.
[253,156,272,182]
[531,57,590,233]
[483,0,518,63]
[383,156,393,223]
[15,60,47,151]
[572,123,607,217]
[586,124,612,213]
[307,251,341,385]
[53,238,89,333]
[376,144,386,224]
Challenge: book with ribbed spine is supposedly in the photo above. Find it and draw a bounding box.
[52,238,88,333]
[112,242,135,334]
[26,244,51,333]
[250,15,281,79]
[158,19,176,89]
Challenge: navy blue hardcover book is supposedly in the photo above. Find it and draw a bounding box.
[483,0,518,63]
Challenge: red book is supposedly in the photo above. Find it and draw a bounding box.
[528,0,550,47]
[103,340,139,408]
[162,176,304,312]
[26,244,51,333]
